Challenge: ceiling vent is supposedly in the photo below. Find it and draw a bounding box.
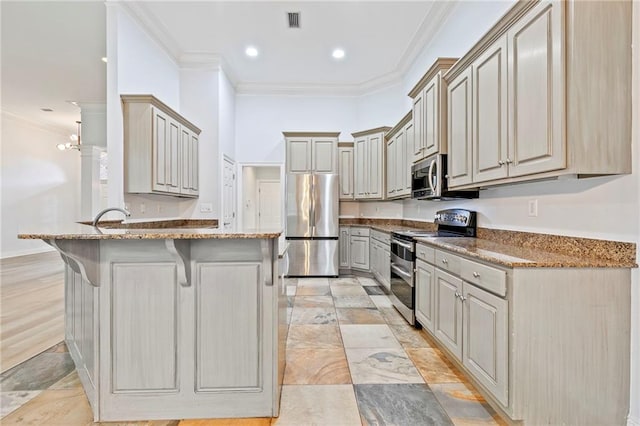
[287,12,300,28]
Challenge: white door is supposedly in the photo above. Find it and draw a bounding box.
[223,157,236,231]
[257,180,281,229]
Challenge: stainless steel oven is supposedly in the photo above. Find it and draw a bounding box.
[389,209,478,326]
[389,234,418,325]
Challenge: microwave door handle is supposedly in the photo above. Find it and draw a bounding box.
[428,159,437,193]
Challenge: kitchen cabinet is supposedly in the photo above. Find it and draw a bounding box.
[444,0,631,190]
[352,127,390,200]
[283,132,339,174]
[122,95,201,198]
[408,58,457,163]
[339,226,350,268]
[385,112,412,199]
[349,227,370,271]
[414,240,630,424]
[370,230,390,291]
[338,144,354,200]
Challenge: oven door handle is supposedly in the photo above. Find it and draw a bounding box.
[391,238,413,251]
[391,263,413,279]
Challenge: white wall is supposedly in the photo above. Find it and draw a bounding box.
[355,83,407,132]
[0,113,81,258]
[235,94,358,163]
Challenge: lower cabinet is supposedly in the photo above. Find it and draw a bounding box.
[414,259,435,333]
[369,237,390,292]
[434,269,464,360]
[339,227,350,268]
[349,229,370,271]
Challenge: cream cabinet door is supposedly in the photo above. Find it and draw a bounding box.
[312,138,337,173]
[286,138,312,173]
[380,245,390,292]
[462,282,508,407]
[338,147,354,200]
[339,227,351,268]
[181,127,199,196]
[152,107,181,194]
[423,76,440,158]
[507,0,565,177]
[350,235,370,271]
[473,36,508,184]
[415,259,435,333]
[412,91,425,162]
[370,239,379,278]
[354,137,368,199]
[386,137,396,198]
[447,67,474,188]
[395,130,406,195]
[434,268,463,361]
[368,133,384,199]
[403,121,414,194]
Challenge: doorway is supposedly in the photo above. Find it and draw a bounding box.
[239,165,283,231]
[222,156,237,230]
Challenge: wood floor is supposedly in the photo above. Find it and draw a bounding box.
[0,251,65,372]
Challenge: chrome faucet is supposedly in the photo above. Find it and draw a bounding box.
[92,207,131,226]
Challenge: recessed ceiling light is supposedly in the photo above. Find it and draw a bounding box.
[332,48,345,59]
[101,57,108,63]
[245,46,258,58]
[40,108,53,112]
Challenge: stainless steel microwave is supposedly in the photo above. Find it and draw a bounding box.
[411,154,479,200]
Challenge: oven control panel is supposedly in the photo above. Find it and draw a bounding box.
[434,209,475,228]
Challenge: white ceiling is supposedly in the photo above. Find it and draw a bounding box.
[1,1,454,133]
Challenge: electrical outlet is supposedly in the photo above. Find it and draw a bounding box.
[200,203,213,213]
[140,203,146,214]
[528,199,538,217]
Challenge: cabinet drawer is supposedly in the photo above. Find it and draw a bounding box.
[351,227,370,237]
[435,249,461,275]
[416,244,435,264]
[460,258,507,297]
[371,230,390,245]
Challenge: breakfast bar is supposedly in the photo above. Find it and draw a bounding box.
[19,223,285,422]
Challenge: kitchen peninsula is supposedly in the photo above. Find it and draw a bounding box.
[18,222,285,422]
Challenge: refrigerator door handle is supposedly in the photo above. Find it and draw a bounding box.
[310,177,316,236]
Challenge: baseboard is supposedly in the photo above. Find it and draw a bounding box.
[628,415,640,426]
[0,246,55,260]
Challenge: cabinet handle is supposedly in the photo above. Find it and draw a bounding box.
[441,258,448,264]
[505,158,512,164]
[498,160,505,166]
[472,271,480,278]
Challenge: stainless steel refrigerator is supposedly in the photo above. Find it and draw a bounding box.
[285,173,339,276]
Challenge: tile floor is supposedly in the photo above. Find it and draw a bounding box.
[0,276,505,425]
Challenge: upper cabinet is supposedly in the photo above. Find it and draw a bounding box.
[122,95,201,198]
[338,143,354,200]
[444,0,632,190]
[385,112,412,199]
[408,58,458,163]
[352,127,390,200]
[284,132,339,174]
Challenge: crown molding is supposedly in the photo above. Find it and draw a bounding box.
[1,110,70,136]
[235,82,362,97]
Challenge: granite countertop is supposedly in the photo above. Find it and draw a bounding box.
[415,237,637,268]
[18,222,282,240]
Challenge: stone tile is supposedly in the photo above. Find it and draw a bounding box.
[295,286,331,296]
[179,419,270,426]
[297,278,329,287]
[363,286,386,296]
[329,277,360,286]
[340,324,401,349]
[357,277,379,286]
[330,285,367,297]
[290,307,337,325]
[284,349,351,385]
[389,324,433,349]
[379,307,409,325]
[336,308,386,325]
[355,383,453,426]
[0,388,93,424]
[286,325,343,349]
[0,390,41,418]
[0,352,75,391]
[345,348,424,384]
[49,370,83,390]
[44,341,68,353]
[333,295,375,308]
[407,348,467,384]
[369,295,394,308]
[272,385,360,426]
[431,383,507,426]
[293,296,334,308]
